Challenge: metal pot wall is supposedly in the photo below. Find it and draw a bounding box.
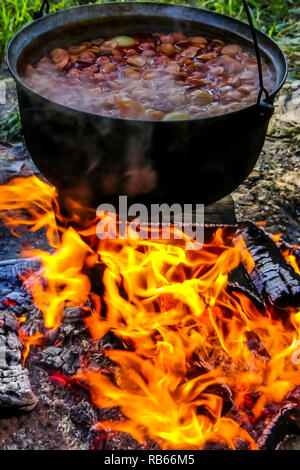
[6,2,287,208]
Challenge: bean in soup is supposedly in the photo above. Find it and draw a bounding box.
[23,32,275,120]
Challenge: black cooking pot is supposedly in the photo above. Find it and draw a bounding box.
[7,1,287,209]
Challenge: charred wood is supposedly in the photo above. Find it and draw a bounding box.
[70,400,97,429]
[63,306,90,324]
[256,386,300,450]
[227,263,264,309]
[236,222,300,308]
[39,345,80,377]
[245,331,271,361]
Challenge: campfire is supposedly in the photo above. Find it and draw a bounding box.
[0,175,299,450]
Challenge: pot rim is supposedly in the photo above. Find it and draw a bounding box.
[6,1,288,124]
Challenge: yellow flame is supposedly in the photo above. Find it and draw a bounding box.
[0,176,299,450]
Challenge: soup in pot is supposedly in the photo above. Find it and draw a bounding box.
[23,32,275,120]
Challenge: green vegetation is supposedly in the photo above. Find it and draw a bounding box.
[0,0,79,59]
[0,111,22,143]
[0,0,299,64]
[270,122,300,141]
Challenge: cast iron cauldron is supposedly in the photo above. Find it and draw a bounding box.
[7,1,287,209]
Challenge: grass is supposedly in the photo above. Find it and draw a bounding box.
[0,0,299,60]
[0,0,79,59]
[270,121,300,141]
[0,111,22,143]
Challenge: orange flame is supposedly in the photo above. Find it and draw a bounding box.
[17,319,44,365]
[0,176,58,244]
[0,176,299,450]
[271,233,300,275]
[23,228,93,329]
[283,253,300,275]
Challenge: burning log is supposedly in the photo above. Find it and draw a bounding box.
[225,388,300,450]
[256,386,300,450]
[0,310,37,414]
[236,222,300,308]
[2,171,300,448]
[258,403,300,450]
[227,263,264,309]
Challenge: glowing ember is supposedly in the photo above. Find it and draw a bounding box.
[0,175,299,450]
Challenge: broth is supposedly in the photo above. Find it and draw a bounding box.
[23,32,275,120]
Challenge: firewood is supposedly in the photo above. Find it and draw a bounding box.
[227,263,264,309]
[235,222,300,308]
[256,386,300,450]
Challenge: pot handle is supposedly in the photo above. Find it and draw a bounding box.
[241,0,273,111]
[33,0,49,20]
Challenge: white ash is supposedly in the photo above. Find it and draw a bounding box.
[0,310,37,412]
